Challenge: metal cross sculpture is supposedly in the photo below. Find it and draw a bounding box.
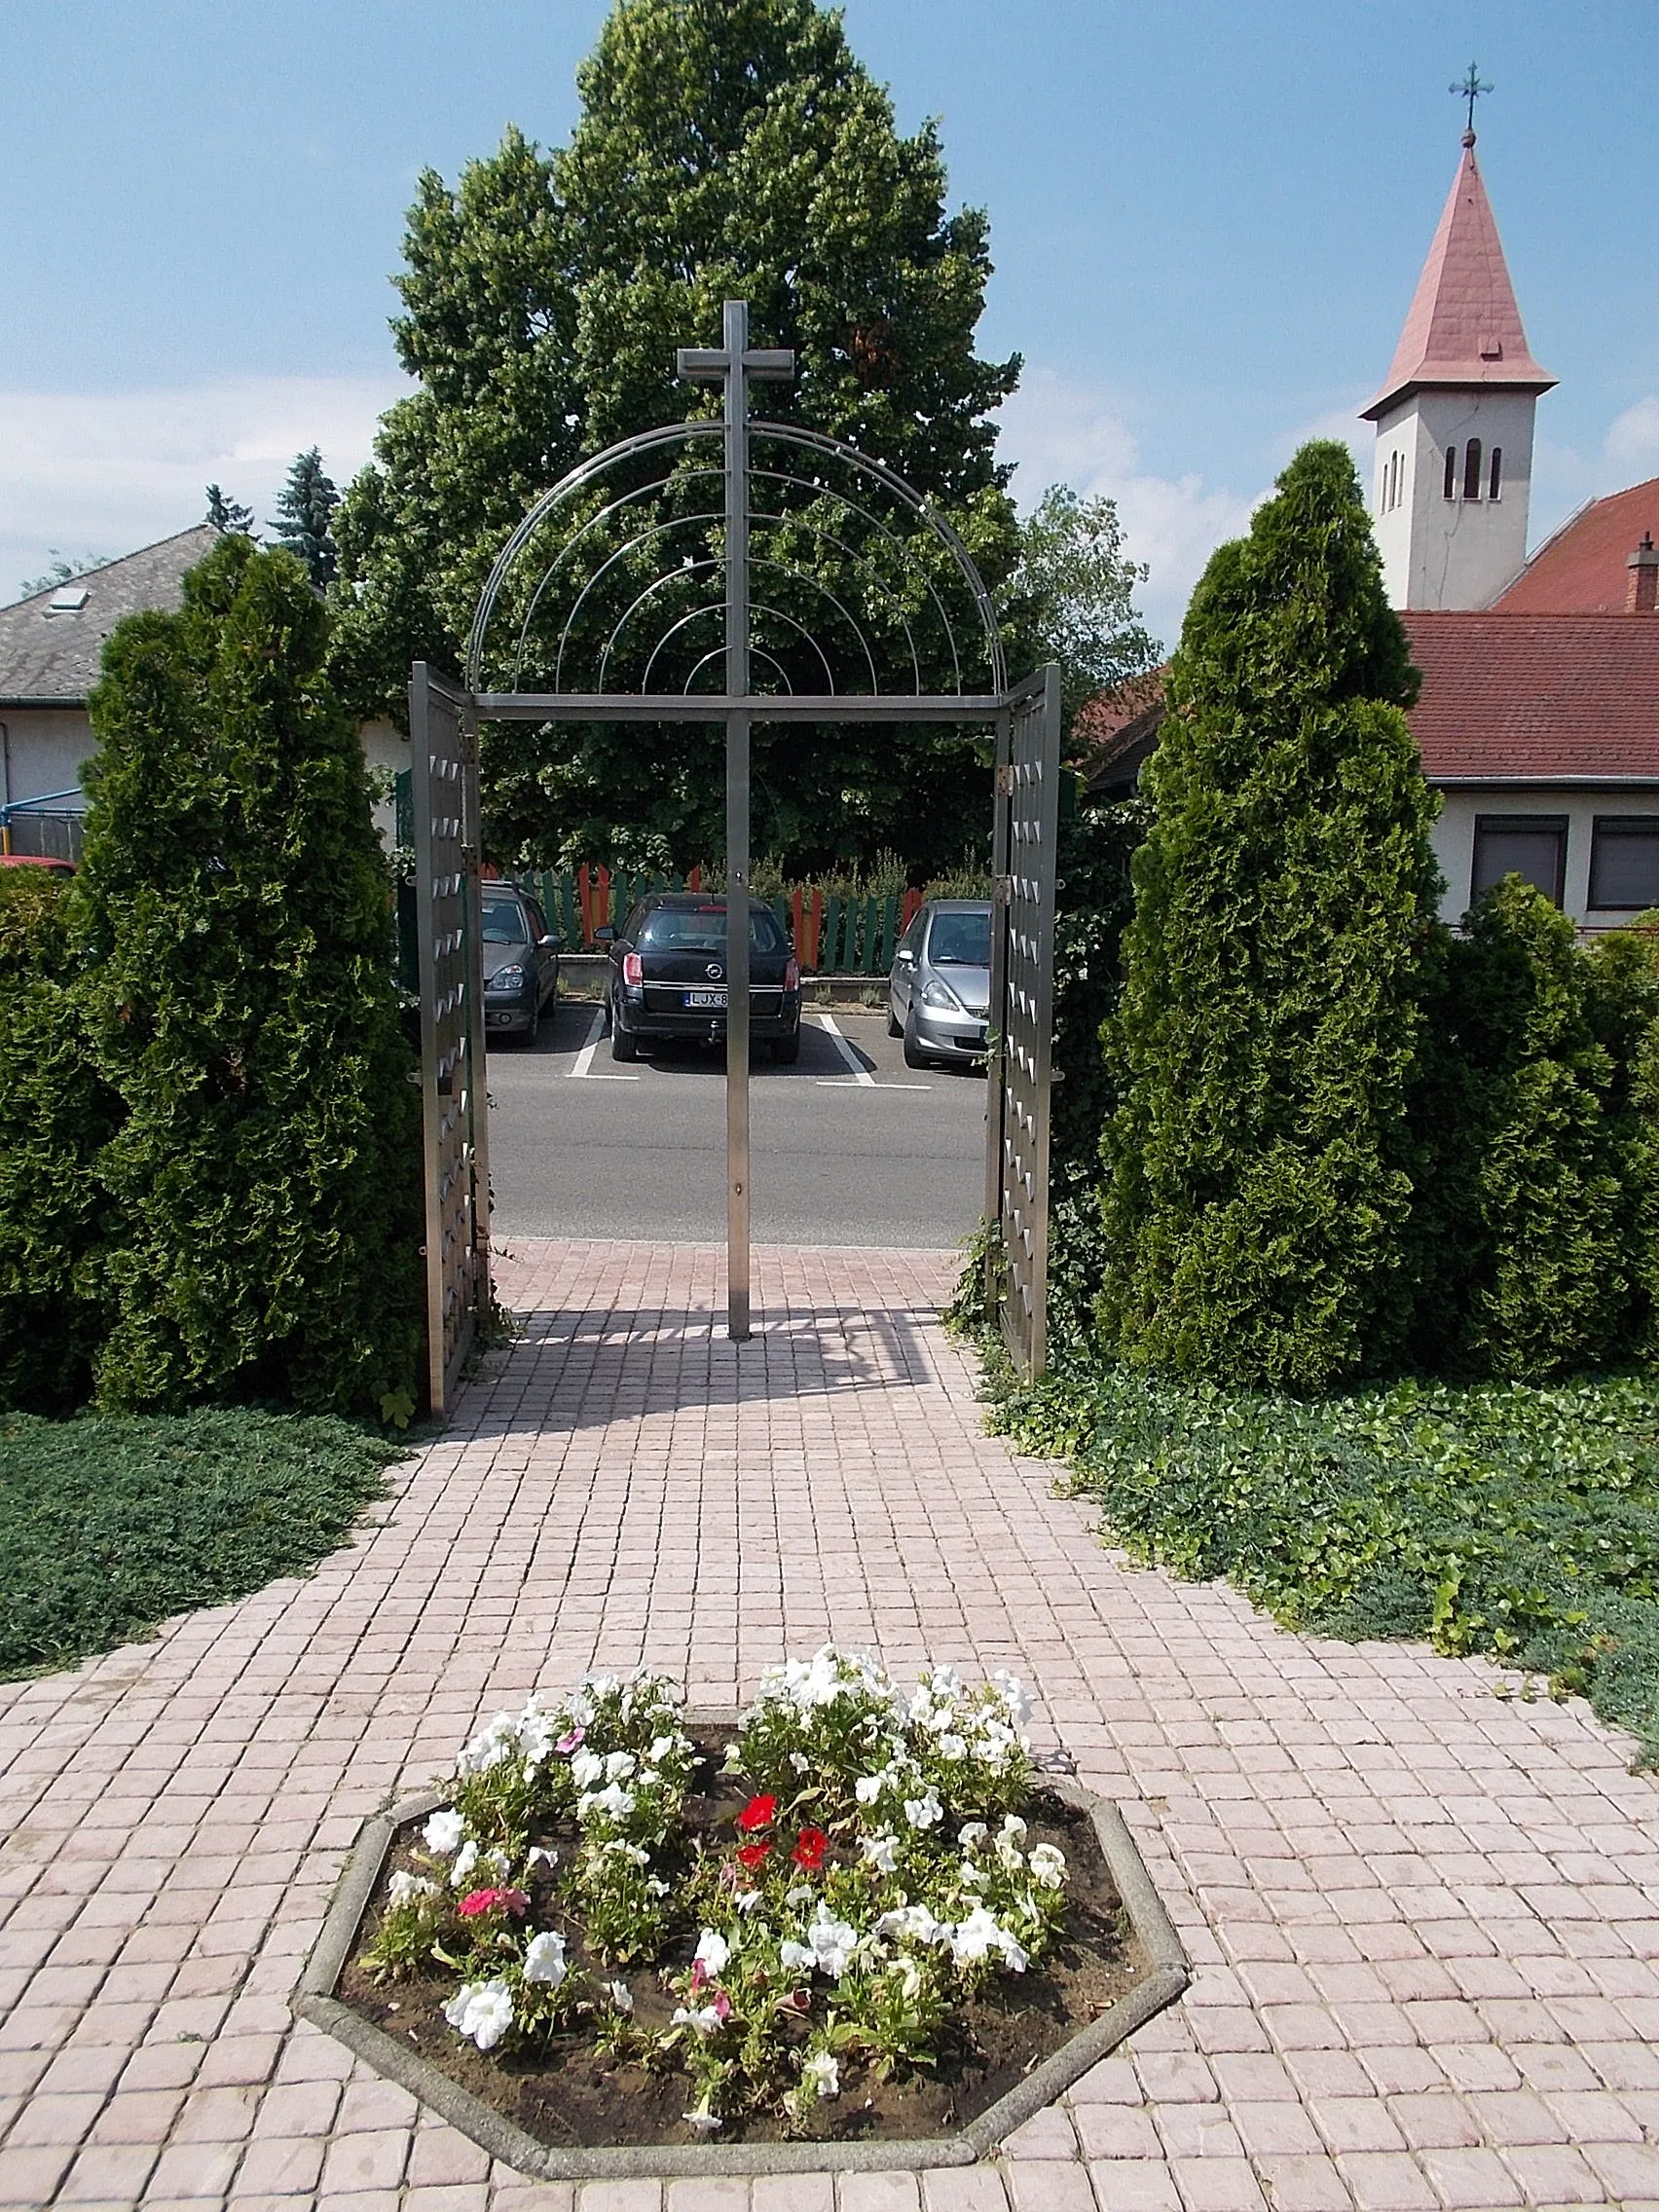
[676,302,795,1343]
[1452,61,1493,136]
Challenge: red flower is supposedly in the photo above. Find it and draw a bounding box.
[737,1793,777,1834]
[457,1887,528,1919]
[792,1826,829,1873]
[737,1839,771,1870]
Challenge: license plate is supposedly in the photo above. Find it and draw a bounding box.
[683,989,727,1009]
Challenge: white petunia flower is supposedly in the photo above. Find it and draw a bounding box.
[801,2049,840,2100]
[605,1751,637,1783]
[807,1903,860,1979]
[450,1840,479,1888]
[936,1732,968,1761]
[855,1775,884,1805]
[604,1840,649,1865]
[648,1735,676,1762]
[570,1750,605,1789]
[527,1845,558,1870]
[671,2003,725,2036]
[958,1822,988,1849]
[682,2102,722,2134]
[387,1870,439,1907]
[877,1902,946,1947]
[578,1782,636,1822]
[780,1938,816,1974]
[607,1979,635,2013]
[992,1670,1032,1725]
[523,1931,568,1986]
[693,1930,730,1976]
[443,1978,515,2050]
[903,1788,942,1831]
[1028,1843,1067,1889]
[735,1888,765,1916]
[423,1809,465,1856]
[948,1905,1029,1972]
[859,1831,899,1875]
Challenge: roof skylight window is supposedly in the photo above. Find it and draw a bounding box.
[47,585,90,613]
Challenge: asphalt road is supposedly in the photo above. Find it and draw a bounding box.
[485,1000,988,1248]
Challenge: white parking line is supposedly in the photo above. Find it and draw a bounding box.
[570,1004,642,1080]
[814,1012,930,1089]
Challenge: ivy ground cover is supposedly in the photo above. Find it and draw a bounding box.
[985,1352,1659,1762]
[0,1408,404,1677]
[342,1651,1140,2147]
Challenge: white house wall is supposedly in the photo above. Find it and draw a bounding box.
[1431,785,1659,929]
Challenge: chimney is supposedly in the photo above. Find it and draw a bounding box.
[1630,533,1659,614]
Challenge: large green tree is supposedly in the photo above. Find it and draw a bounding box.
[1098,441,1440,1391]
[72,537,424,1418]
[330,0,1022,876]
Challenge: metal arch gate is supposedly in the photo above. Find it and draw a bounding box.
[410,665,491,1415]
[985,665,1062,1377]
[410,300,1061,1412]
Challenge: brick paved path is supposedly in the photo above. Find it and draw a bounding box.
[3,1238,1659,2212]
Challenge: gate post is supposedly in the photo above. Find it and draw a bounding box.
[411,662,491,1416]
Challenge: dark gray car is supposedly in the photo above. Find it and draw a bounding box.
[887,898,992,1069]
[481,882,561,1047]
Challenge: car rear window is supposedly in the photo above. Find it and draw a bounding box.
[482,896,530,944]
[928,909,991,966]
[640,906,787,954]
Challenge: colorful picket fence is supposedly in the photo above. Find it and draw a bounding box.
[501,863,926,975]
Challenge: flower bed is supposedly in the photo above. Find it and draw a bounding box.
[337,1649,1144,2149]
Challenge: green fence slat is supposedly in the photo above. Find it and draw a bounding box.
[879,893,898,972]
[825,897,843,973]
[862,896,878,973]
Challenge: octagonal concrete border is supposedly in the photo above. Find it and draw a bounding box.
[296,1740,1189,2181]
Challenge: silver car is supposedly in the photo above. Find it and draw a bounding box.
[887,898,993,1069]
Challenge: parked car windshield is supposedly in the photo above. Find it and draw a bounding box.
[640,906,787,954]
[482,896,530,945]
[928,910,992,966]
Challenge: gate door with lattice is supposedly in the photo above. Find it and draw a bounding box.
[985,665,1062,1377]
[410,664,490,1415]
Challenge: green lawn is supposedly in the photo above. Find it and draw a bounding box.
[982,1350,1659,1764]
[0,1408,406,1678]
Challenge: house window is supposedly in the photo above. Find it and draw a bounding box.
[1444,446,1458,499]
[1489,446,1502,499]
[1472,815,1567,906]
[1463,439,1483,500]
[1589,818,1659,911]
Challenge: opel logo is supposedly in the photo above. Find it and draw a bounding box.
[706,963,724,979]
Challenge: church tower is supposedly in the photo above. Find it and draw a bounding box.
[1363,128,1555,609]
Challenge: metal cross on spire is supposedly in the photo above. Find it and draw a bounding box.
[1451,60,1493,139]
[675,302,795,1342]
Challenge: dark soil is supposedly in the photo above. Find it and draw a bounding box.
[338,1757,1146,2149]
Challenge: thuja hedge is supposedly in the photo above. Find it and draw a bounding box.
[0,537,424,1420]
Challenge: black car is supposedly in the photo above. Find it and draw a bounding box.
[481,881,561,1046]
[601,893,802,1063]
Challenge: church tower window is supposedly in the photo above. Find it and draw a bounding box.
[1444,447,1458,500]
[1489,446,1502,498]
[1463,439,1483,500]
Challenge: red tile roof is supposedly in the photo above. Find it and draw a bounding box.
[1400,611,1659,780]
[1363,138,1554,421]
[1494,476,1659,613]
[1083,614,1659,793]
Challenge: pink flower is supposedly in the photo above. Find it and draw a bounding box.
[458,1887,528,1919]
[556,1727,585,1754]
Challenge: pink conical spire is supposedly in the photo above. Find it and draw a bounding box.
[1362,134,1555,420]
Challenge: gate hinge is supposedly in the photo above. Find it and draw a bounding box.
[992,874,1013,906]
[461,844,477,871]
[995,764,1014,797]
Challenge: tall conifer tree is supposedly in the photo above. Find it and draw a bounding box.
[73,536,422,1416]
[1099,442,1439,1390]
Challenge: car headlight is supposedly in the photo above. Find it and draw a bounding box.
[920,977,965,1013]
[490,965,526,991]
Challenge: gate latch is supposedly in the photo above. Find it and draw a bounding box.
[995,764,1014,797]
[992,874,1013,906]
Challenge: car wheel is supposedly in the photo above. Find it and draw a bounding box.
[609,992,638,1061]
[771,1025,801,1065]
[887,996,903,1038]
[903,1013,932,1070]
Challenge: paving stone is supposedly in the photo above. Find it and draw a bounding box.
[0,1238,1654,2212]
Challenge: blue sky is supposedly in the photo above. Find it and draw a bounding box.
[2,0,1654,640]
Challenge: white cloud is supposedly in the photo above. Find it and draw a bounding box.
[995,368,1257,645]
[1605,395,1659,474]
[0,373,410,601]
